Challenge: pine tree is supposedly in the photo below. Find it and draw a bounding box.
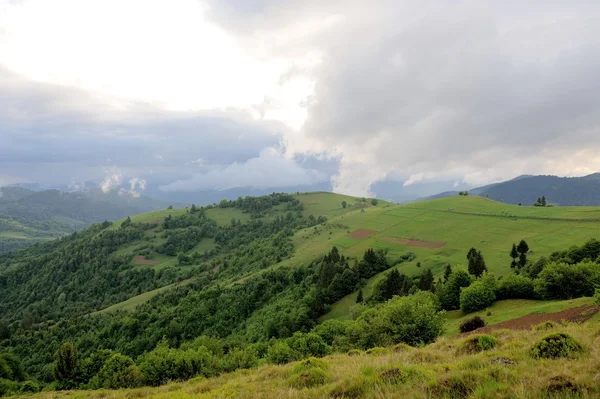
[467,248,487,278]
[356,289,364,303]
[510,243,519,268]
[418,268,434,291]
[541,196,547,206]
[517,240,529,268]
[190,204,197,214]
[443,264,452,282]
[54,342,79,384]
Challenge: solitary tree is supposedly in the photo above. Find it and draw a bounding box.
[121,216,131,228]
[356,289,364,303]
[517,239,529,268]
[190,204,197,214]
[541,196,547,206]
[54,342,79,386]
[341,201,347,209]
[467,248,487,278]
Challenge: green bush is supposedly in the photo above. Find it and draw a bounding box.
[288,357,329,389]
[458,334,498,354]
[221,348,259,372]
[534,262,600,299]
[0,379,19,397]
[287,332,331,358]
[496,274,535,300]
[595,288,600,305]
[530,333,584,359]
[95,354,144,389]
[19,380,40,393]
[460,279,496,313]
[266,342,296,365]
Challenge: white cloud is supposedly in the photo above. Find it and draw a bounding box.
[100,172,122,193]
[161,147,327,191]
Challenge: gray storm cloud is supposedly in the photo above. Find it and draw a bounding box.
[207,0,600,196]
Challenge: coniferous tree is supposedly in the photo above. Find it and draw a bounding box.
[517,240,530,268]
[467,248,487,278]
[418,268,434,291]
[510,243,519,269]
[54,342,79,387]
[443,264,452,283]
[356,289,364,303]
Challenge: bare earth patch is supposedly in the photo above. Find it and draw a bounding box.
[347,228,378,239]
[133,255,159,265]
[472,305,600,333]
[380,236,446,248]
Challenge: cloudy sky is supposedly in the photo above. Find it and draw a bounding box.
[2,0,600,197]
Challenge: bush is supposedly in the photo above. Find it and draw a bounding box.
[221,348,259,372]
[287,332,331,358]
[0,379,19,397]
[595,288,600,305]
[496,274,535,300]
[266,342,295,365]
[348,291,445,349]
[312,319,348,346]
[19,380,40,393]
[530,333,584,359]
[534,262,600,299]
[459,316,486,333]
[458,334,498,354]
[95,354,144,389]
[288,357,329,389]
[460,280,496,313]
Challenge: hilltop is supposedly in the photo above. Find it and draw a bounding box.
[425,173,600,206]
[0,187,170,252]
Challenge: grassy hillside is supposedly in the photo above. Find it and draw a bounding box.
[13,314,600,398]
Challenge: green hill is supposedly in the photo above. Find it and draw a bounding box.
[1,192,600,396]
[0,187,171,252]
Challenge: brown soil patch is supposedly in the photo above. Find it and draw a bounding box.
[347,228,378,239]
[133,255,159,265]
[380,236,446,248]
[472,305,600,334]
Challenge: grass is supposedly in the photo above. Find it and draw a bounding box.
[18,318,600,398]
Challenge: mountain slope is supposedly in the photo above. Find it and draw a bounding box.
[0,187,170,252]
[424,173,600,205]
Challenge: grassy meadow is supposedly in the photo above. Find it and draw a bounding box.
[16,317,600,399]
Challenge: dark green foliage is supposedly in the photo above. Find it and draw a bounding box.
[356,289,364,303]
[287,332,331,358]
[341,201,347,209]
[443,264,452,282]
[370,198,378,206]
[267,342,295,365]
[19,380,40,393]
[510,243,519,269]
[438,268,472,310]
[467,248,487,278]
[530,333,583,359]
[550,238,600,265]
[534,196,548,207]
[595,288,600,305]
[54,343,79,388]
[459,276,496,313]
[0,354,25,382]
[517,240,529,268]
[534,261,600,299]
[418,268,434,291]
[372,269,413,302]
[94,354,143,389]
[496,274,535,300]
[459,316,486,333]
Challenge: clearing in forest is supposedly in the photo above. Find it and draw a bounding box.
[133,255,159,265]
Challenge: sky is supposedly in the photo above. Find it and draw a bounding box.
[2,0,600,198]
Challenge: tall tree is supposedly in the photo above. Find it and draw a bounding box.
[467,248,487,278]
[54,342,79,386]
[517,240,530,268]
[418,268,434,291]
[356,289,364,303]
[443,264,452,283]
[341,201,347,209]
[510,244,519,269]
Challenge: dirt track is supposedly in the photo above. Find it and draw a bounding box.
[380,236,446,248]
[473,304,600,333]
[347,229,378,239]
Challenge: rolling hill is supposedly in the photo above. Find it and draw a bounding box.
[0,187,171,252]
[1,192,600,396]
[425,173,600,206]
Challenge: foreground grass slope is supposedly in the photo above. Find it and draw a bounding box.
[17,318,600,398]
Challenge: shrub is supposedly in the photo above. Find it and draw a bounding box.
[459,316,486,333]
[266,342,295,365]
[534,262,600,299]
[460,280,496,313]
[330,375,372,398]
[530,333,584,359]
[0,379,19,397]
[288,357,329,389]
[379,366,426,385]
[365,347,389,356]
[96,354,144,389]
[496,274,535,300]
[533,321,558,331]
[19,380,40,393]
[312,319,348,346]
[287,332,331,358]
[458,334,498,354]
[347,349,362,357]
[221,348,259,373]
[595,287,600,305]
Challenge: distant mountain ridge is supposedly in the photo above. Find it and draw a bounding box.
[0,187,171,252]
[423,173,600,206]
